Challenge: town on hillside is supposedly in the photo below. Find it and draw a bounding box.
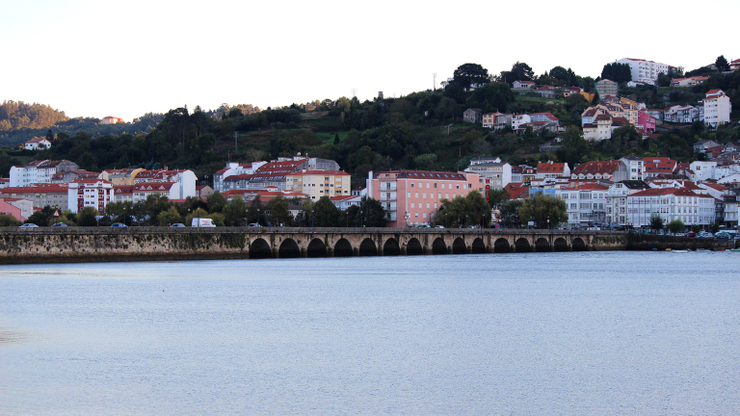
[1,57,738,233]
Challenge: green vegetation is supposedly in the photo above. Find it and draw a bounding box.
[0,61,737,200]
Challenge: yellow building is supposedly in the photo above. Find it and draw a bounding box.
[286,170,351,201]
[100,168,145,186]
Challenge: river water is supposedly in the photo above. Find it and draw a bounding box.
[1,251,738,415]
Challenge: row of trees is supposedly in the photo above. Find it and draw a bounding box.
[21,193,387,229]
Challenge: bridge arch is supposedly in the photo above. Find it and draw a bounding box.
[279,238,300,258]
[452,238,466,254]
[494,238,511,253]
[307,238,328,258]
[535,237,551,252]
[554,237,569,252]
[431,237,448,255]
[572,237,587,251]
[359,238,378,256]
[471,237,486,254]
[383,238,401,256]
[249,238,272,259]
[333,238,353,257]
[515,238,532,252]
[406,238,423,255]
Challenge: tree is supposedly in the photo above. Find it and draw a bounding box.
[222,196,247,226]
[715,55,730,72]
[487,188,510,209]
[517,193,568,228]
[666,219,684,234]
[600,62,632,84]
[266,196,293,226]
[548,66,570,84]
[469,83,516,113]
[649,214,664,232]
[312,196,341,227]
[0,214,21,226]
[555,126,590,169]
[434,191,492,228]
[77,207,99,226]
[499,199,524,228]
[507,62,534,83]
[452,63,490,90]
[157,207,183,226]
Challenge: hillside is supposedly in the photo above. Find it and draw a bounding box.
[2,64,739,186]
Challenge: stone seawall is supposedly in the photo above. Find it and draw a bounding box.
[0,228,252,264]
[0,227,630,264]
[626,233,738,251]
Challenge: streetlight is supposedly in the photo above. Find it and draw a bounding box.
[257,207,261,226]
[360,209,364,227]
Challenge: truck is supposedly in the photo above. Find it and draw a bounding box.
[191,218,216,227]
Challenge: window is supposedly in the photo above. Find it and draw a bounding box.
[410,183,414,188]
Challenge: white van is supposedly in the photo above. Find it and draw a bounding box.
[191,218,216,227]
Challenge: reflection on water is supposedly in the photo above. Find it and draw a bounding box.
[0,251,738,416]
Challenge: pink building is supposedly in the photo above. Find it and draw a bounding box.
[0,198,24,222]
[367,170,481,227]
[637,110,656,133]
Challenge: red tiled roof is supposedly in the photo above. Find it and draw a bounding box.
[536,163,566,173]
[572,161,621,176]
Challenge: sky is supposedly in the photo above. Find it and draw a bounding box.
[2,0,738,122]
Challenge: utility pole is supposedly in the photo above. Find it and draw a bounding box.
[234,131,238,153]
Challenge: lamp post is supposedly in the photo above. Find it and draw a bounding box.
[360,209,364,227]
[257,207,261,226]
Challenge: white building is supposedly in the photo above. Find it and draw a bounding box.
[465,158,512,189]
[703,89,732,128]
[625,188,714,227]
[67,179,114,213]
[605,181,649,226]
[24,137,51,150]
[616,58,670,85]
[9,160,79,187]
[213,161,267,193]
[134,169,198,200]
[511,114,531,130]
[664,105,700,123]
[556,183,608,227]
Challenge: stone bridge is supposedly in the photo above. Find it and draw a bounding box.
[0,227,628,263]
[247,228,625,258]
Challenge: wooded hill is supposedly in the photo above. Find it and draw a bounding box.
[2,62,739,188]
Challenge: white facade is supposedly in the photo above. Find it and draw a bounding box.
[625,189,714,227]
[67,179,114,213]
[689,161,717,182]
[24,138,51,150]
[465,158,512,189]
[617,58,670,85]
[511,114,531,130]
[556,185,608,226]
[703,90,732,128]
[213,162,266,193]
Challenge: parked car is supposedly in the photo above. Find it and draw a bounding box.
[435,225,445,228]
[169,223,186,227]
[19,223,39,228]
[111,222,128,228]
[248,223,261,227]
[50,222,68,227]
[714,231,731,239]
[416,224,431,228]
